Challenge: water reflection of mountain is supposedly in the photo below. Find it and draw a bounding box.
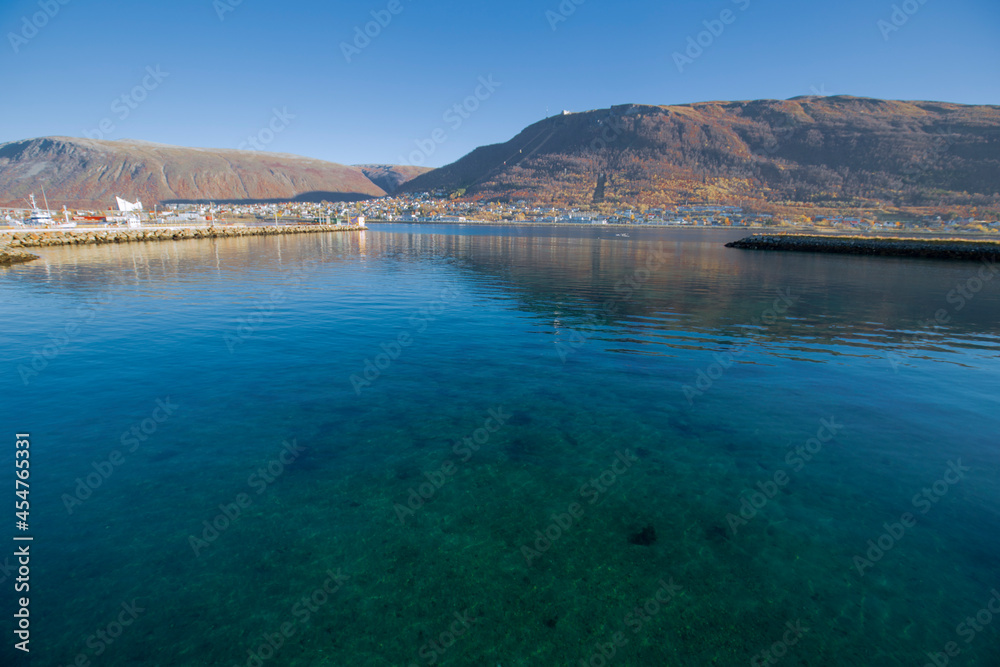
[368,225,1000,358]
[3,232,366,297]
[8,225,1000,360]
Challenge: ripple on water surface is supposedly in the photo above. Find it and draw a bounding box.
[1,226,998,666]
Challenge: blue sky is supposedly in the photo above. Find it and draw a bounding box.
[2,0,997,167]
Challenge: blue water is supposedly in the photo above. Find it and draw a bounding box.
[1,224,998,666]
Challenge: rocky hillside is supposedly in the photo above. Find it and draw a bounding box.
[400,96,1000,214]
[0,137,392,208]
[355,164,433,195]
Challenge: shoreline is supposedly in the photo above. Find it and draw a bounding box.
[0,224,364,263]
[0,247,40,266]
[366,220,1000,240]
[726,234,1000,261]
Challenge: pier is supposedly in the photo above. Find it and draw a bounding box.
[0,224,365,265]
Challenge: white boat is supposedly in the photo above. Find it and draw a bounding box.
[26,194,54,225]
[25,192,76,228]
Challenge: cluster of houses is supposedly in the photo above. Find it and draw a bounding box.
[1,200,367,228]
[354,196,762,226]
[352,195,999,233]
[4,192,997,234]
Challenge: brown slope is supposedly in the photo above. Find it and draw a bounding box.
[354,164,434,195]
[399,96,1000,212]
[0,137,387,208]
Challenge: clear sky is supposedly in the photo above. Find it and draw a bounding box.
[2,0,997,168]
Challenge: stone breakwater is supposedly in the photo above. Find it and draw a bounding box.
[0,247,41,266]
[3,225,363,252]
[726,235,1000,261]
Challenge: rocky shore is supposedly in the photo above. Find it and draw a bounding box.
[0,225,363,260]
[0,247,41,266]
[726,234,1000,261]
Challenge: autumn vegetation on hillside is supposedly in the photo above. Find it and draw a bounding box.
[401,96,1000,220]
[0,137,425,208]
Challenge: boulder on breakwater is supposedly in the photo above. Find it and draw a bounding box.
[726,234,1000,261]
[0,247,41,266]
[3,225,363,249]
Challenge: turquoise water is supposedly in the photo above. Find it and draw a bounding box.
[1,224,999,666]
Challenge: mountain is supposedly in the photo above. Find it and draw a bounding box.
[355,164,433,195]
[0,137,390,208]
[400,97,1000,214]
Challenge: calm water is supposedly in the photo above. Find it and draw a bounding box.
[1,224,998,666]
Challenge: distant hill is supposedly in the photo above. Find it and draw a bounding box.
[0,137,391,208]
[400,97,1000,214]
[355,164,433,195]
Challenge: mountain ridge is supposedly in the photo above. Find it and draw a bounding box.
[5,96,999,215]
[354,164,434,195]
[0,137,424,208]
[400,96,1000,215]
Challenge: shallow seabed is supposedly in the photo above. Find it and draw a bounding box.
[1,224,998,666]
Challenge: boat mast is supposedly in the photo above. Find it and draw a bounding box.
[42,187,51,213]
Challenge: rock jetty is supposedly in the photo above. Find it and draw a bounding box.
[0,246,40,266]
[1,224,363,259]
[726,234,1000,261]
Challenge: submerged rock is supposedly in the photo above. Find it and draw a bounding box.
[628,525,657,546]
